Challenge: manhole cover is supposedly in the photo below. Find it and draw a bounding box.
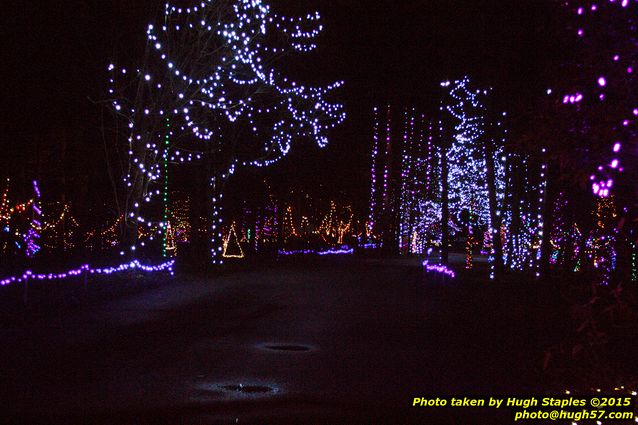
[222,384,273,394]
[264,344,311,352]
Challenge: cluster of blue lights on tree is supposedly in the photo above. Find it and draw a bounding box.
[367,78,553,279]
[443,78,506,231]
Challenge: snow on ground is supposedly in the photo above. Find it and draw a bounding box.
[0,257,570,424]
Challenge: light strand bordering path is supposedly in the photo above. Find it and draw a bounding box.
[0,260,175,287]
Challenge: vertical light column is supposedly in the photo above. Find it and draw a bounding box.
[367,107,381,237]
[210,177,224,265]
[162,119,171,257]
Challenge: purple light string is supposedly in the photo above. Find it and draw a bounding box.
[278,249,315,256]
[317,247,354,256]
[278,247,354,256]
[564,0,637,198]
[422,260,456,278]
[25,180,42,258]
[1,259,175,287]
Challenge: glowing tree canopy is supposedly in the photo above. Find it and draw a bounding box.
[107,0,345,258]
[442,78,505,228]
[366,83,510,263]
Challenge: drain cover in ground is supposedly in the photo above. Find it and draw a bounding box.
[221,384,273,393]
[193,382,280,399]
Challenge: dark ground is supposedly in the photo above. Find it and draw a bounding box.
[0,257,573,424]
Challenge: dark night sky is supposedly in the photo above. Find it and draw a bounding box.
[0,0,561,209]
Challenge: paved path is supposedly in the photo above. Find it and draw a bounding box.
[0,258,570,424]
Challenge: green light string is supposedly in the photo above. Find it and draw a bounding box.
[163,118,170,257]
[631,242,637,283]
[466,204,474,269]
